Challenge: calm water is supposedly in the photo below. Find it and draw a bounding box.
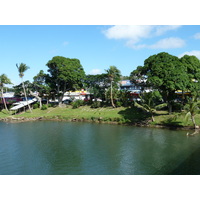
[0,121,200,175]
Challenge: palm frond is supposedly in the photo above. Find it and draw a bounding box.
[155,103,167,110]
[134,101,149,112]
[16,63,30,78]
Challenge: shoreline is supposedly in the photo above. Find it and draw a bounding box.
[0,115,196,131]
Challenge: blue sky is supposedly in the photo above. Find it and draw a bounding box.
[1,25,200,86]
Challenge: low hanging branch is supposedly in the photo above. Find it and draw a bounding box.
[30,91,42,109]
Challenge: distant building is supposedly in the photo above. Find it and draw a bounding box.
[120,80,152,100]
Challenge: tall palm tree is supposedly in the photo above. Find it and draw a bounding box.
[0,74,12,112]
[105,66,121,108]
[16,63,32,113]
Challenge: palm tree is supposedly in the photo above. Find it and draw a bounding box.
[16,63,32,113]
[105,66,121,108]
[134,91,167,122]
[0,74,12,112]
[184,96,200,129]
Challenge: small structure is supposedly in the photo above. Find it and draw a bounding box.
[10,98,37,113]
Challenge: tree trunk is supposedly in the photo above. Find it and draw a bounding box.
[167,102,172,114]
[30,91,42,109]
[151,113,155,122]
[22,78,32,113]
[110,81,115,108]
[191,115,197,129]
[1,88,8,111]
[58,94,64,107]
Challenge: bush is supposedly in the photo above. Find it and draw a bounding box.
[33,103,39,109]
[91,101,101,108]
[71,100,84,109]
[116,101,122,107]
[41,104,48,110]
[48,103,53,107]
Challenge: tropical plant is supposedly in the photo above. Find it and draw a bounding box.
[105,66,121,108]
[184,96,200,129]
[0,74,12,111]
[16,63,32,112]
[134,91,167,122]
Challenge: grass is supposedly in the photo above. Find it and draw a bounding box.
[0,105,199,129]
[0,106,127,123]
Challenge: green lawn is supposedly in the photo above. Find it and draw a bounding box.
[0,105,199,128]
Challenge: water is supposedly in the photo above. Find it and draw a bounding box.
[0,121,200,175]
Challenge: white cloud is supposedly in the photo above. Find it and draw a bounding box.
[89,69,102,75]
[179,50,200,59]
[155,25,182,36]
[103,25,183,49]
[149,37,185,49]
[103,25,153,43]
[194,33,200,39]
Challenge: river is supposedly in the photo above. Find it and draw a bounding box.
[0,121,200,175]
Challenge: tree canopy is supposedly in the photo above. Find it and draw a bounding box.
[130,52,200,113]
[46,56,86,106]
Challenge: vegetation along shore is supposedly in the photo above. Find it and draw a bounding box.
[1,52,200,132]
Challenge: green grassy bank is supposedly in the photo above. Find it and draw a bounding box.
[0,105,199,129]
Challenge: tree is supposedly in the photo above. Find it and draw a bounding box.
[134,91,166,122]
[33,70,48,108]
[131,52,186,114]
[0,74,12,111]
[84,74,108,101]
[179,55,200,96]
[13,80,33,97]
[46,56,85,106]
[184,96,200,129]
[105,66,121,108]
[16,63,32,112]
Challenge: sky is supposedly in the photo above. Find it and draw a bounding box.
[1,25,200,86]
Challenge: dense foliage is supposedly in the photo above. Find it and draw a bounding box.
[130,52,200,113]
[2,53,200,129]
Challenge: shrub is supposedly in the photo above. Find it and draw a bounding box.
[71,100,84,109]
[48,103,53,107]
[116,101,122,107]
[91,101,101,108]
[41,104,48,110]
[33,103,39,109]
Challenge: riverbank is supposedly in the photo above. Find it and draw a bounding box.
[0,105,199,130]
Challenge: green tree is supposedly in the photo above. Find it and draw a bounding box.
[84,74,108,102]
[46,56,85,106]
[105,66,121,108]
[184,96,200,129]
[131,52,186,114]
[33,70,49,108]
[179,55,200,96]
[13,80,33,97]
[0,74,12,111]
[134,91,166,122]
[16,63,32,112]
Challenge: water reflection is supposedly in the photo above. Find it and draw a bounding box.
[0,122,200,175]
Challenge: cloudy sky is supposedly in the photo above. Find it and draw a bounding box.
[1,25,200,85]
